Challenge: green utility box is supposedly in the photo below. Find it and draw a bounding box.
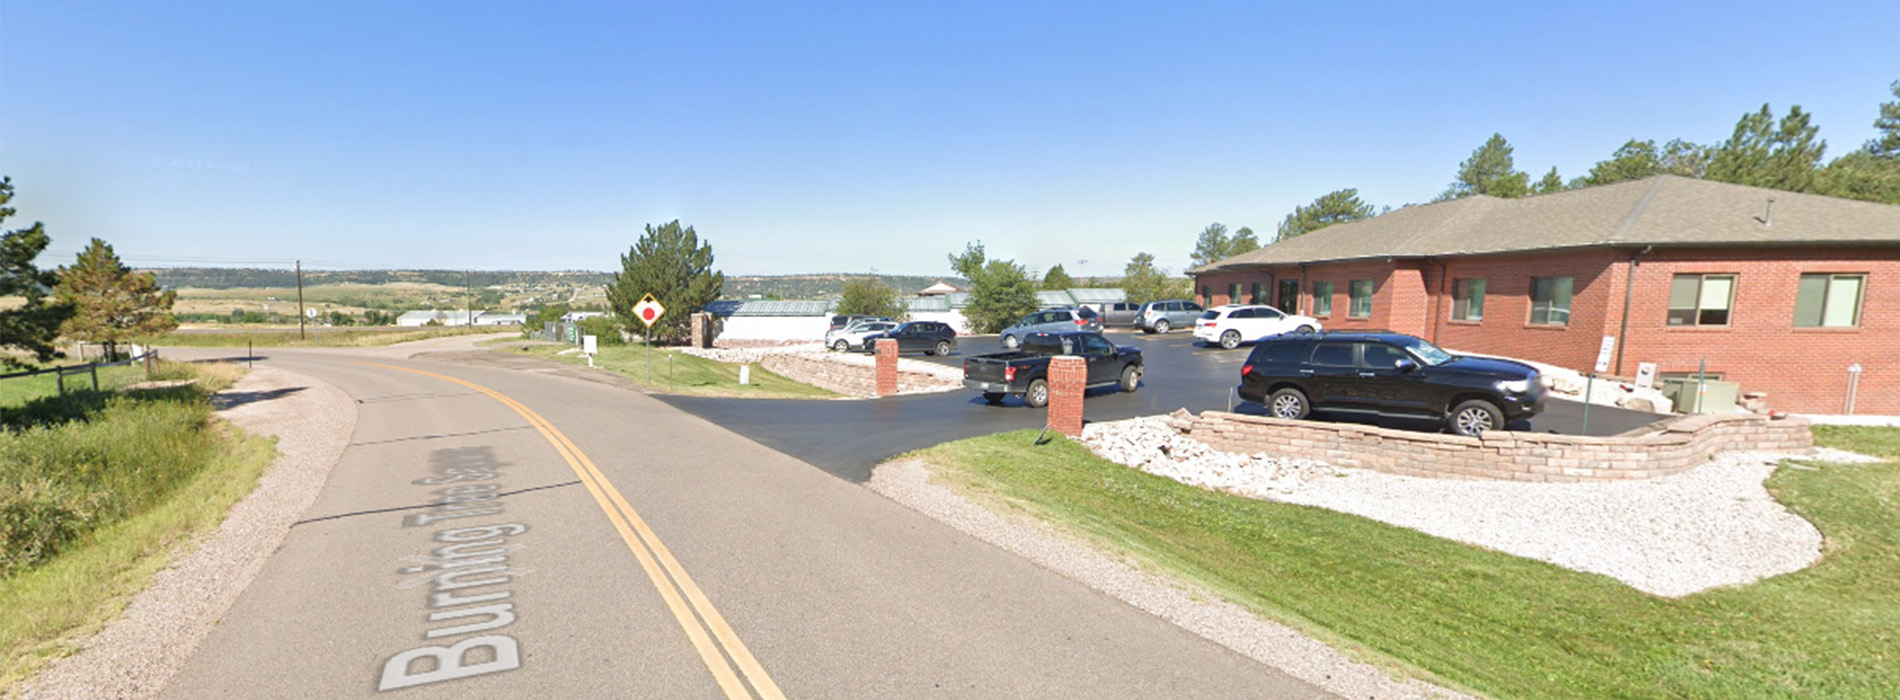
[1659,377,1742,414]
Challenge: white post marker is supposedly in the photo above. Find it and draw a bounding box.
[1584,336,1616,435]
[582,334,598,367]
[739,365,750,386]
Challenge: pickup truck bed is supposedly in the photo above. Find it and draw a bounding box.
[961,331,1143,408]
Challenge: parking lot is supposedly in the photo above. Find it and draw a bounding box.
[659,328,1668,481]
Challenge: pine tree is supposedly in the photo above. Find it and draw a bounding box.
[1228,227,1260,257]
[1439,133,1531,200]
[1706,104,1827,192]
[1578,140,1663,187]
[1869,80,1900,158]
[605,220,724,344]
[1040,264,1076,291]
[0,177,70,366]
[1277,188,1377,239]
[1189,223,1232,268]
[54,238,178,360]
[1533,167,1566,194]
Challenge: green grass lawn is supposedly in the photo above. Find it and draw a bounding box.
[500,342,840,399]
[0,364,150,409]
[159,325,497,348]
[1,361,272,690]
[909,427,1900,700]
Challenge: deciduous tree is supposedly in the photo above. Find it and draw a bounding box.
[0,178,69,367]
[606,220,724,344]
[1277,188,1377,239]
[947,242,1037,334]
[1439,133,1531,200]
[54,238,177,360]
[837,276,909,321]
[1120,252,1174,304]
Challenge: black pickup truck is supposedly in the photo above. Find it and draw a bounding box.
[962,331,1144,407]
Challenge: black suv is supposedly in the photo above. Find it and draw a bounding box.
[1236,331,1546,436]
[858,321,959,356]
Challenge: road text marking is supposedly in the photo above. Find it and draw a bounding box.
[366,363,786,700]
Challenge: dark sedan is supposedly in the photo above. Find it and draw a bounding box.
[859,321,959,356]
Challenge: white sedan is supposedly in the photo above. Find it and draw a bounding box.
[1192,305,1322,349]
[827,320,899,352]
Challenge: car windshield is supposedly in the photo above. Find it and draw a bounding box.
[1392,336,1455,366]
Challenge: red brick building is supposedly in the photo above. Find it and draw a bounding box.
[1191,175,1899,414]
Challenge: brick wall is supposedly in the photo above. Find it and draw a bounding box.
[1179,411,1813,482]
[758,353,958,398]
[1198,246,1899,414]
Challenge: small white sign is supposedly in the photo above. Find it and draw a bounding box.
[306,307,319,319]
[738,365,751,385]
[1593,336,1617,374]
[582,335,598,356]
[1635,362,1658,389]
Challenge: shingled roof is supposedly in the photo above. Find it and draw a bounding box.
[1194,175,1900,273]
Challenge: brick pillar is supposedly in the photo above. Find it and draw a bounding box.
[875,339,899,397]
[1047,355,1086,437]
[690,313,708,348]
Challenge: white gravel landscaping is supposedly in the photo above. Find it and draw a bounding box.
[1080,416,1872,598]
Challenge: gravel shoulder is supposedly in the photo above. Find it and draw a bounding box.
[16,367,357,700]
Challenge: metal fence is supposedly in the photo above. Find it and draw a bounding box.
[0,349,162,394]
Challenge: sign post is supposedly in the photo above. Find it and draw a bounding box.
[1583,336,1616,435]
[632,294,667,383]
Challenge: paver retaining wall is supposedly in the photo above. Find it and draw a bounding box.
[1176,410,1813,482]
[760,353,959,398]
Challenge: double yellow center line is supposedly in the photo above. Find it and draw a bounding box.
[367,364,785,700]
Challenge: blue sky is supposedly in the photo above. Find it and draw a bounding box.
[3,1,1896,279]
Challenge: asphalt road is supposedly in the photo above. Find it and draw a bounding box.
[156,344,1333,699]
[661,329,1668,482]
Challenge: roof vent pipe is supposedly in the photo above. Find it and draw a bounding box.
[1761,198,1776,227]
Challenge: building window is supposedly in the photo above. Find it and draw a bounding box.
[1250,283,1265,304]
[1795,273,1865,327]
[1451,278,1485,321]
[1200,285,1211,304]
[1667,274,1734,326]
[1312,281,1334,316]
[1228,283,1241,303]
[1529,276,1573,326]
[1348,280,1374,318]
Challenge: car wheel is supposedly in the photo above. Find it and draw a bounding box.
[1295,325,1315,334]
[1154,319,1171,334]
[1219,330,1241,350]
[1119,365,1141,392]
[832,340,848,352]
[1003,334,1020,349]
[983,392,1005,404]
[1449,400,1504,437]
[935,340,953,356]
[1268,388,1310,420]
[1025,378,1050,408]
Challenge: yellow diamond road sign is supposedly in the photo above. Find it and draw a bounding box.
[633,294,666,328]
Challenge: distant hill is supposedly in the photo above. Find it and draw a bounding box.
[146,268,613,289]
[146,267,967,301]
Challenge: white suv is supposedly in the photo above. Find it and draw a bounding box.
[827,320,899,352]
[1193,305,1322,349]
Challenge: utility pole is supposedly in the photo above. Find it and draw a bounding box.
[466,270,473,327]
[296,260,307,340]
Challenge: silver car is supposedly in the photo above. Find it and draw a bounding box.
[1136,300,1204,334]
[1000,307,1102,349]
[826,320,898,352]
